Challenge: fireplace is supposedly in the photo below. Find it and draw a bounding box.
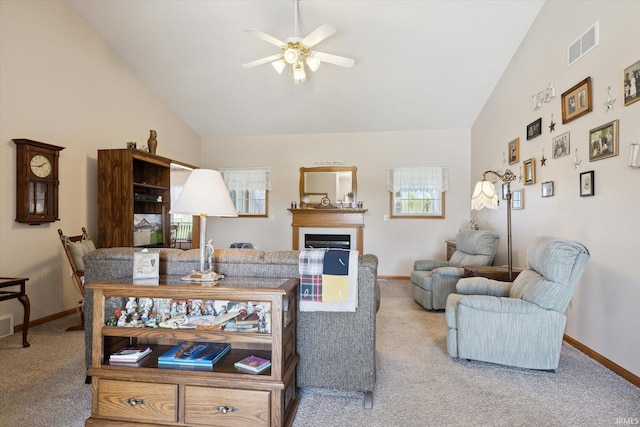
[288,208,366,254]
[304,233,351,250]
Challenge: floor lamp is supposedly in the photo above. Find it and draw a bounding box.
[471,169,517,281]
[170,169,237,281]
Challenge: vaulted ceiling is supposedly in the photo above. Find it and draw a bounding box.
[66,0,545,137]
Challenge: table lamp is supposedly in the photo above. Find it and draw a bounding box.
[471,169,517,280]
[170,169,237,280]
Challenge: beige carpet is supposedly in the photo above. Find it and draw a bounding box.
[0,279,638,426]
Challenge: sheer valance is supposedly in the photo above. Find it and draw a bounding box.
[219,168,271,192]
[387,165,449,193]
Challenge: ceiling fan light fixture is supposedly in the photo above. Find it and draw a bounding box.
[272,59,286,74]
[293,62,306,83]
[306,54,320,72]
[283,48,299,64]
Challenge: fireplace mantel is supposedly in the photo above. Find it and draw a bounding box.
[288,208,367,254]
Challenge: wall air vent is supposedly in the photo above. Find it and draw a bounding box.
[0,315,14,339]
[568,22,599,67]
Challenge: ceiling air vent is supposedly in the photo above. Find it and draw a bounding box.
[568,22,599,67]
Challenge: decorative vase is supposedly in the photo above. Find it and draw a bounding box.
[147,130,158,154]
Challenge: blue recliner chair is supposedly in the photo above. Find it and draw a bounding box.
[445,236,590,371]
[411,229,499,310]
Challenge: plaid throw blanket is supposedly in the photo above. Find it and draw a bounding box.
[299,248,358,312]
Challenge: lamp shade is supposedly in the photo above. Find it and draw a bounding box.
[170,169,238,217]
[471,179,499,210]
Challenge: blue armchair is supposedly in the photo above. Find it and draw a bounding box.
[445,236,590,370]
[411,229,499,310]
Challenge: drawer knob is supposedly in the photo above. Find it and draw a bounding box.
[125,398,146,407]
[215,406,237,414]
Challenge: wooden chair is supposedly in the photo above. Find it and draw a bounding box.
[58,227,96,331]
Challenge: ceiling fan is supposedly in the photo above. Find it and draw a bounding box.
[242,0,355,83]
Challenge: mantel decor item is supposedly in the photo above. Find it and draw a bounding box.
[526,118,542,140]
[471,168,517,280]
[580,170,595,197]
[561,77,592,123]
[523,158,536,185]
[170,169,238,280]
[589,120,619,162]
[147,130,158,154]
[623,60,640,106]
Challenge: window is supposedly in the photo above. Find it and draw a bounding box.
[387,165,448,218]
[220,168,271,217]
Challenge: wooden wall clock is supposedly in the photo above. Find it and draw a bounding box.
[13,139,65,225]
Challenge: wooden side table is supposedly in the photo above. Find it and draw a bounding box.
[445,239,456,261]
[462,266,523,282]
[0,277,30,347]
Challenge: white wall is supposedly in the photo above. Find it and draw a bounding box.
[202,129,471,276]
[471,1,640,377]
[0,1,201,323]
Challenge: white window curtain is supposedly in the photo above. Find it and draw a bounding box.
[387,164,449,193]
[219,168,272,192]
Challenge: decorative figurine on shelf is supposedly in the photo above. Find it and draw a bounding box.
[206,239,214,272]
[147,130,158,154]
[126,297,138,315]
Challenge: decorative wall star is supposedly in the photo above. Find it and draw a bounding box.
[540,149,547,166]
[549,114,556,133]
[605,86,616,112]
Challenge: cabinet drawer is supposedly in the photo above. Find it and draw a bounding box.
[97,379,177,424]
[185,386,270,426]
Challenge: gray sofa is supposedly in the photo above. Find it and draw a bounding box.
[83,247,380,404]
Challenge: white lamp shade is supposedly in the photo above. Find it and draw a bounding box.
[170,169,238,217]
[471,179,499,210]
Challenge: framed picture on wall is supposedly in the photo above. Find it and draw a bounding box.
[561,77,592,123]
[552,131,570,159]
[580,171,595,197]
[589,120,619,161]
[541,181,554,197]
[511,189,523,210]
[508,137,520,164]
[526,118,542,140]
[523,158,535,185]
[623,60,640,106]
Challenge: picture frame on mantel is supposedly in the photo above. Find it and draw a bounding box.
[589,120,619,162]
[561,77,592,124]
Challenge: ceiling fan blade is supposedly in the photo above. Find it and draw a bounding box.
[301,24,336,47]
[313,51,355,68]
[244,29,286,48]
[242,54,283,69]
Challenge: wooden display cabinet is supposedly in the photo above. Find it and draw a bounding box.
[98,149,197,249]
[86,276,299,426]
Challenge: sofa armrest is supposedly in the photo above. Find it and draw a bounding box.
[455,277,512,297]
[414,259,450,271]
[458,295,545,314]
[431,266,464,277]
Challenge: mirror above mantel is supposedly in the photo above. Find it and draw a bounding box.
[299,166,357,207]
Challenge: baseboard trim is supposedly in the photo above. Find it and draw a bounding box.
[14,308,78,332]
[564,334,639,388]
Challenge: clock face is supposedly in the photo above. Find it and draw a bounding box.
[30,154,52,178]
[320,196,331,207]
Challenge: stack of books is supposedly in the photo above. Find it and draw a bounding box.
[234,355,271,373]
[109,346,152,365]
[158,341,230,369]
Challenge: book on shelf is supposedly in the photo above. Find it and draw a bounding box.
[108,346,152,362]
[234,312,259,325]
[157,341,230,367]
[234,355,271,373]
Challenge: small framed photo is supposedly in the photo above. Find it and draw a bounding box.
[552,131,570,159]
[561,77,592,124]
[508,137,520,164]
[523,158,535,185]
[580,171,595,197]
[541,181,554,197]
[624,60,640,106]
[589,120,619,161]
[511,189,523,210]
[526,118,542,140]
